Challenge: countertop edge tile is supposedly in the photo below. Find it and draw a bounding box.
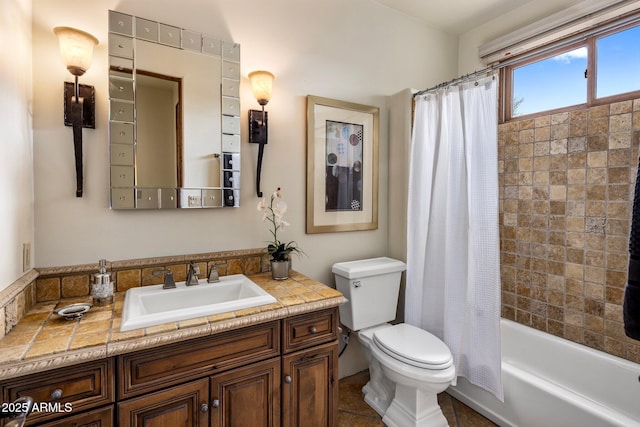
[0,345,108,381]
[285,296,347,316]
[209,308,290,334]
[107,323,213,356]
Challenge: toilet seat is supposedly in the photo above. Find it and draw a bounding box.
[373,323,452,370]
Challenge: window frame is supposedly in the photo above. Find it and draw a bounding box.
[500,20,640,123]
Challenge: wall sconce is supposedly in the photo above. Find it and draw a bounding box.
[54,26,98,197]
[248,70,274,197]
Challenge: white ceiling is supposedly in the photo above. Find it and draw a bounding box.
[372,0,533,34]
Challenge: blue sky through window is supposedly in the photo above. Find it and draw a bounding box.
[597,25,640,98]
[512,23,640,117]
[513,47,587,117]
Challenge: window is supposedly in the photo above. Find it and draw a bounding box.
[596,24,640,98]
[502,22,640,121]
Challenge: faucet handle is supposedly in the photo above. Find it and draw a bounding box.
[153,269,176,289]
[189,261,200,275]
[208,262,227,283]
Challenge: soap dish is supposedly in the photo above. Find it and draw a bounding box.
[54,303,93,320]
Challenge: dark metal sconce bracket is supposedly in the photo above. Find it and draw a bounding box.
[249,109,268,145]
[64,81,95,197]
[64,82,95,128]
[249,109,268,198]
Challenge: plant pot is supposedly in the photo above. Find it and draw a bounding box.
[270,260,290,280]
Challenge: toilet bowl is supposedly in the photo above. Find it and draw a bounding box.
[333,257,456,427]
[360,324,455,427]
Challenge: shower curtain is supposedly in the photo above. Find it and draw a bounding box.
[406,75,503,401]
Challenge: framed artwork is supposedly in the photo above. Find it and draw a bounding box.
[306,95,379,233]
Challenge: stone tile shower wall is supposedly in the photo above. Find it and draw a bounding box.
[498,100,640,364]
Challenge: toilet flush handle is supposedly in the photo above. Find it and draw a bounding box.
[353,280,361,288]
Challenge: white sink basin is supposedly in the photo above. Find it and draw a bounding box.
[120,274,277,331]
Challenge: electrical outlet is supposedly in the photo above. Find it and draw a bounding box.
[23,242,31,272]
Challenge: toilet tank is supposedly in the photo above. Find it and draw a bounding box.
[332,257,406,331]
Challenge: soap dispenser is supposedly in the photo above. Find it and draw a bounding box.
[91,259,114,306]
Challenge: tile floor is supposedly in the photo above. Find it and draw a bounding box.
[338,370,498,427]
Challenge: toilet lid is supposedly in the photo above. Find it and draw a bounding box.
[373,324,453,370]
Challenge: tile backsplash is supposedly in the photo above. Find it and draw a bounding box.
[1,248,269,337]
[499,99,640,363]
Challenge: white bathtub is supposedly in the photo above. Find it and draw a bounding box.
[447,318,640,427]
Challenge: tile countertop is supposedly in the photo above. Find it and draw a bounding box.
[0,271,346,381]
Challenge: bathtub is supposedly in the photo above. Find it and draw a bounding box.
[446,318,640,427]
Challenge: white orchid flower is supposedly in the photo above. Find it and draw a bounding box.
[273,201,288,218]
[257,187,303,264]
[276,218,290,228]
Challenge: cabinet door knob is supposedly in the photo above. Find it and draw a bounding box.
[200,403,209,413]
[309,326,318,334]
[50,389,63,400]
[211,399,220,408]
[284,375,292,384]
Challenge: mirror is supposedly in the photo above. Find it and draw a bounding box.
[108,10,241,209]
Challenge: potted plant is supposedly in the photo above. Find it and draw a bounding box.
[257,187,303,280]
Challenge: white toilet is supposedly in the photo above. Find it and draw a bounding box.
[333,257,455,427]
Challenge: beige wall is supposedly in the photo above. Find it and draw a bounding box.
[1,0,34,292]
[28,0,457,287]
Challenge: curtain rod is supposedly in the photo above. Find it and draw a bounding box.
[412,65,501,98]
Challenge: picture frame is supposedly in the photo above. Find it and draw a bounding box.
[306,95,379,233]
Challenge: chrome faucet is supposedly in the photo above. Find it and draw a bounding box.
[2,396,34,427]
[208,262,228,283]
[153,269,176,289]
[186,261,200,286]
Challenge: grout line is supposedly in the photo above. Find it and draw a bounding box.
[449,396,460,427]
[337,409,381,419]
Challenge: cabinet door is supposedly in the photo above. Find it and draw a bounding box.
[118,378,209,427]
[209,357,280,427]
[282,341,338,427]
[37,405,113,427]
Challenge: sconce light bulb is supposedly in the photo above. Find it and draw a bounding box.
[54,26,98,77]
[249,70,274,107]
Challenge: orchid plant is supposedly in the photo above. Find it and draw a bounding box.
[257,187,303,262]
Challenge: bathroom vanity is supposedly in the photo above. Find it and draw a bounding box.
[0,272,343,427]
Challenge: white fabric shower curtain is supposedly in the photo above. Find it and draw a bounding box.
[406,75,503,401]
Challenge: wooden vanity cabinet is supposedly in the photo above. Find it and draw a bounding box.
[1,307,339,427]
[116,321,280,427]
[117,309,339,427]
